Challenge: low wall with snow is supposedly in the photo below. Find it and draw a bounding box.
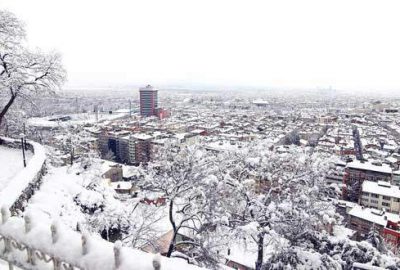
[0,137,46,214]
[0,207,204,270]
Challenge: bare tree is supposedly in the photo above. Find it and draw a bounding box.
[0,10,66,127]
[139,143,226,268]
[220,143,335,270]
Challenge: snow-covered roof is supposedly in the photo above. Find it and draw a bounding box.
[175,133,188,140]
[132,133,153,140]
[190,129,205,134]
[346,160,392,174]
[337,200,357,209]
[122,165,139,178]
[348,205,400,226]
[99,160,122,174]
[362,181,400,199]
[110,181,132,190]
[385,156,398,164]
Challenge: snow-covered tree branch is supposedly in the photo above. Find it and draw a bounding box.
[0,10,66,128]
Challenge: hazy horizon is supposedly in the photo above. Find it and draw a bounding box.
[2,0,400,93]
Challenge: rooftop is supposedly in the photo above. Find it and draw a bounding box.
[348,205,400,226]
[131,133,153,140]
[362,180,400,199]
[139,84,158,91]
[346,160,392,174]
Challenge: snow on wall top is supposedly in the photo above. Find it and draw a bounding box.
[0,210,205,270]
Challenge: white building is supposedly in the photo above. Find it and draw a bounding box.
[360,180,400,214]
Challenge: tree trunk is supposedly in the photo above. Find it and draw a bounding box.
[0,94,17,127]
[255,232,265,270]
[166,229,178,258]
[70,147,74,165]
[166,199,177,257]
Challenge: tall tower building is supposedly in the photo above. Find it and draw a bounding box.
[139,85,158,117]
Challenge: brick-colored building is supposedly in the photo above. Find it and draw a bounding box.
[140,85,158,117]
[348,205,400,244]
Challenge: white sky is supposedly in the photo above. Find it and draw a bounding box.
[1,0,400,92]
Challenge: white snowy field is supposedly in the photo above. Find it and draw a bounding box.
[0,145,33,191]
[0,259,22,270]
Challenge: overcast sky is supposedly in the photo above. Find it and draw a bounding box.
[1,0,400,92]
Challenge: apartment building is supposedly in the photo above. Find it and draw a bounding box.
[139,85,158,117]
[131,133,153,164]
[360,181,400,214]
[98,130,153,165]
[343,160,392,202]
[98,130,130,163]
[348,205,400,246]
[346,160,392,182]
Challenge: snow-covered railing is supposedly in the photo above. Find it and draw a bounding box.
[0,206,205,270]
[0,137,46,214]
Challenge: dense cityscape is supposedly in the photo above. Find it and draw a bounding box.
[2,1,400,270]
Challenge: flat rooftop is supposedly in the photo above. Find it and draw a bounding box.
[362,180,400,198]
[346,160,392,174]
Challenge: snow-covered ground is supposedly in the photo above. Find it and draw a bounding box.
[0,158,196,270]
[0,139,46,207]
[0,145,33,191]
[25,165,90,228]
[25,163,172,239]
[27,111,130,128]
[0,259,21,270]
[333,225,355,240]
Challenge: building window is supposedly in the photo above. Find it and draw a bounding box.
[383,196,391,201]
[371,194,379,198]
[370,199,379,204]
[382,202,390,207]
[362,192,370,197]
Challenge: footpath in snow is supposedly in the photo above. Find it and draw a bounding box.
[0,145,33,191]
[0,138,46,208]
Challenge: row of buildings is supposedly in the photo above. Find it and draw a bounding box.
[98,130,153,164]
[335,155,400,247]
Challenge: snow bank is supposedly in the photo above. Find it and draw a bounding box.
[0,137,46,209]
[0,210,205,270]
